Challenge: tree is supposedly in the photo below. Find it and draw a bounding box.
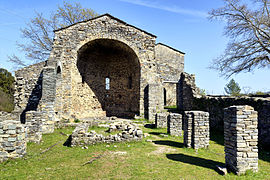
[224,79,241,96]
[9,1,98,69]
[0,68,14,95]
[209,0,270,77]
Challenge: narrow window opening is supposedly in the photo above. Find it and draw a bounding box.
[128,76,132,89]
[82,75,85,84]
[105,77,110,90]
[164,88,167,106]
[57,66,61,74]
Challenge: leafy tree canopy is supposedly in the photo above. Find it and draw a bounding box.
[224,78,241,96]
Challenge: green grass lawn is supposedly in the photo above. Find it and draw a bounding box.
[1,123,270,179]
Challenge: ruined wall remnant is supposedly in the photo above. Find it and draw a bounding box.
[177,72,200,111]
[224,105,258,175]
[0,120,26,162]
[70,121,143,146]
[155,112,168,128]
[167,113,182,136]
[183,111,209,149]
[193,96,270,147]
[25,111,43,143]
[147,84,164,122]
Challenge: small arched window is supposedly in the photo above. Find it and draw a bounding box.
[105,77,110,90]
[57,66,61,74]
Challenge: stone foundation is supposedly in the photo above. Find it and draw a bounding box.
[70,121,143,146]
[224,105,258,175]
[183,111,209,149]
[0,120,26,162]
[155,112,168,128]
[25,111,43,143]
[167,113,182,136]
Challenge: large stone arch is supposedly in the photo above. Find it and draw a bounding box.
[74,39,141,118]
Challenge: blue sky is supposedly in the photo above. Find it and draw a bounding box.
[0,0,269,94]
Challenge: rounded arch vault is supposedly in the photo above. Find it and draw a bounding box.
[75,39,141,118]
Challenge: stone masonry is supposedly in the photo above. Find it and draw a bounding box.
[0,120,26,162]
[224,105,258,175]
[70,121,143,146]
[183,111,209,149]
[155,112,168,128]
[167,113,182,136]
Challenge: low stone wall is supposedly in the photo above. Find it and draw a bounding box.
[183,111,209,149]
[155,112,168,128]
[0,120,26,162]
[193,96,270,147]
[70,122,143,146]
[224,105,258,175]
[167,113,182,136]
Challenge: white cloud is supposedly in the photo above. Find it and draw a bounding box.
[119,0,207,18]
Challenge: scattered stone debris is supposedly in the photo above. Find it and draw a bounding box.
[70,121,143,146]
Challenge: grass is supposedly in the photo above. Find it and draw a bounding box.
[1,123,270,179]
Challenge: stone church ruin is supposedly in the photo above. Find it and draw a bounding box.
[1,13,269,175]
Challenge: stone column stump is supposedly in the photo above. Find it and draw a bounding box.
[155,113,168,128]
[167,113,182,136]
[224,105,258,175]
[183,111,209,149]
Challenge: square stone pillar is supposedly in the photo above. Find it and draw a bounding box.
[155,113,168,128]
[183,111,209,149]
[147,84,164,122]
[224,105,258,175]
[167,113,182,136]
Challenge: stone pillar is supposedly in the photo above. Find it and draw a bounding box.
[167,113,182,136]
[39,66,56,133]
[183,111,209,149]
[0,120,26,163]
[25,111,43,143]
[224,105,258,175]
[148,84,164,122]
[155,113,168,128]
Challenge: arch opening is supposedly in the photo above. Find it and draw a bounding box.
[77,39,141,118]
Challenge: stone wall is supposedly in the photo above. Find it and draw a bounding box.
[224,105,258,175]
[163,82,177,106]
[25,111,43,143]
[193,96,270,147]
[147,84,164,122]
[14,61,46,122]
[177,72,200,111]
[0,120,26,162]
[155,43,184,107]
[167,113,182,136]
[155,112,168,128]
[183,111,209,149]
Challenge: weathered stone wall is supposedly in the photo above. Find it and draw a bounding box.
[177,72,200,111]
[147,84,164,122]
[0,120,26,162]
[193,96,270,147]
[14,61,46,119]
[163,82,177,106]
[155,43,184,107]
[25,111,43,143]
[224,105,258,175]
[155,112,168,128]
[50,14,159,120]
[167,113,182,136]
[183,111,209,149]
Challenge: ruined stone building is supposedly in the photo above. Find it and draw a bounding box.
[14,14,185,123]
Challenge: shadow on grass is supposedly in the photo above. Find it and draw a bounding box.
[144,124,155,129]
[210,129,224,146]
[166,153,225,175]
[153,140,184,148]
[149,132,163,135]
[259,149,270,163]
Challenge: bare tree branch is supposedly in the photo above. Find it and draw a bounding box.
[209,0,270,77]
